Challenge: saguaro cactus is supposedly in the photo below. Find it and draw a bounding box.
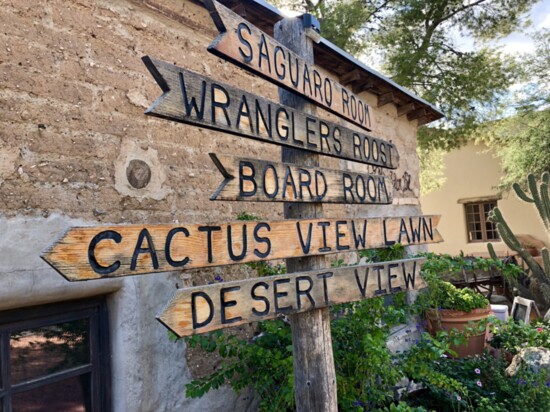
[488,172,550,306]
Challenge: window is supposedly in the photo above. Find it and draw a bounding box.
[0,298,110,412]
[464,200,500,242]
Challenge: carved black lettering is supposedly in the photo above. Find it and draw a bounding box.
[88,230,121,275]
[274,46,286,80]
[220,286,242,325]
[262,164,278,199]
[239,161,257,197]
[313,69,322,102]
[373,265,386,295]
[422,217,434,240]
[198,225,222,263]
[165,227,190,268]
[387,263,401,293]
[253,222,271,258]
[324,77,333,106]
[236,95,253,131]
[179,72,206,120]
[354,267,370,297]
[351,220,368,248]
[335,220,349,251]
[397,218,410,244]
[192,291,214,329]
[316,272,333,304]
[409,217,422,243]
[298,169,312,200]
[255,99,272,137]
[130,229,159,271]
[237,23,253,63]
[251,282,270,316]
[258,34,272,73]
[402,261,418,289]
[296,276,315,310]
[288,56,300,87]
[302,63,312,96]
[356,175,366,202]
[211,83,231,126]
[353,134,361,159]
[282,166,298,199]
[317,221,331,252]
[275,108,289,141]
[305,117,317,148]
[342,88,350,115]
[227,225,247,261]
[319,121,330,152]
[315,170,327,199]
[383,219,395,246]
[333,127,342,153]
[296,222,313,254]
[367,175,377,201]
[343,173,354,202]
[274,278,292,313]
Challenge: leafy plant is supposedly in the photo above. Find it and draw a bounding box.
[490,319,550,355]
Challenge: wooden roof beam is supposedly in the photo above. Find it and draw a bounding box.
[397,103,415,117]
[377,92,394,108]
[339,69,362,86]
[407,107,427,121]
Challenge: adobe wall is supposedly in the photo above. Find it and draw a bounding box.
[0,0,423,409]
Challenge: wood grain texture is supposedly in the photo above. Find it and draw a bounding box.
[204,0,374,131]
[274,16,338,412]
[42,216,442,281]
[159,258,426,337]
[143,57,399,169]
[209,153,393,204]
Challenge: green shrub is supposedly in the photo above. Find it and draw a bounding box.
[490,319,550,355]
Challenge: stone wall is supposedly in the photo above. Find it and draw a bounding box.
[0,0,423,410]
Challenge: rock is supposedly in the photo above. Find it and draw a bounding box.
[505,347,550,378]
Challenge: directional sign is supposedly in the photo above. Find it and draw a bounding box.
[159,258,426,337]
[143,57,399,169]
[210,153,393,204]
[42,216,442,281]
[204,0,373,131]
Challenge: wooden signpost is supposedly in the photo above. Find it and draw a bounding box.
[42,3,443,410]
[210,153,392,204]
[43,216,441,281]
[159,258,426,336]
[143,57,399,168]
[204,0,373,131]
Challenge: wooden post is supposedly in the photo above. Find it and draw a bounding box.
[275,17,338,411]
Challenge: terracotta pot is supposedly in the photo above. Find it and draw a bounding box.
[426,306,491,358]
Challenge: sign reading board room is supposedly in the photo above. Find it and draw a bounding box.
[209,153,393,204]
[43,216,442,281]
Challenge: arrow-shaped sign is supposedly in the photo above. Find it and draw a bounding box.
[158,258,426,337]
[210,153,393,204]
[42,216,442,281]
[204,0,374,131]
[143,57,399,169]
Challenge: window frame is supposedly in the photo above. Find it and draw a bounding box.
[462,200,500,243]
[0,297,111,412]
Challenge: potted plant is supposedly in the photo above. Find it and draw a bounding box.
[417,254,492,358]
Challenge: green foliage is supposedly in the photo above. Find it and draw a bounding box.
[488,172,550,307]
[404,352,550,411]
[416,253,520,313]
[332,294,409,410]
[418,146,447,195]
[359,243,405,263]
[490,319,550,355]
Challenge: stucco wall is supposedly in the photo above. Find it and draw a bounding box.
[421,141,549,256]
[0,0,424,410]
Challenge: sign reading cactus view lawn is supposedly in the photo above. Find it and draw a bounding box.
[143,58,398,168]
[204,0,373,131]
[42,216,441,281]
[159,258,426,336]
[210,153,393,204]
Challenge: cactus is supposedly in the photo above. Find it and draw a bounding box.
[488,172,550,307]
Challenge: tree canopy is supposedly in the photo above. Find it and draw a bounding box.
[274,0,536,147]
